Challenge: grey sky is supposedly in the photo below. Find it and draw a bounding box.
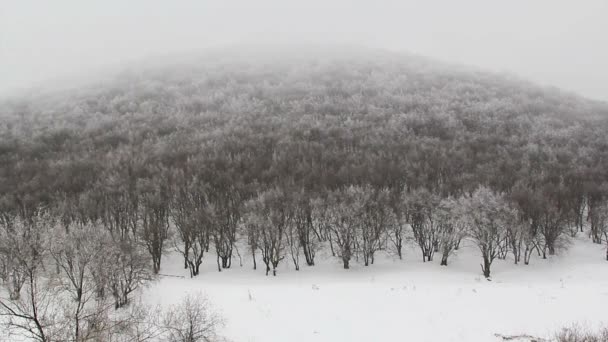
[1,0,607,101]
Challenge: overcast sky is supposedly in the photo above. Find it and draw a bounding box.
[1,0,607,101]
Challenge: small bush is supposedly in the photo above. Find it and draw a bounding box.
[554,324,608,342]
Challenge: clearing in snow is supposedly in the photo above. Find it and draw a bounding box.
[145,236,608,342]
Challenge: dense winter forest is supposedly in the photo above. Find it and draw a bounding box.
[1,48,608,340]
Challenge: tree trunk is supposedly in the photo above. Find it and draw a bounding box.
[303,245,315,266]
[187,262,194,278]
[511,239,520,265]
[301,232,315,266]
[221,256,230,269]
[193,261,201,277]
[271,259,280,276]
[329,237,336,257]
[342,257,350,269]
[542,246,547,259]
[152,258,161,274]
[481,255,491,278]
[524,246,532,265]
[183,241,190,269]
[440,252,448,266]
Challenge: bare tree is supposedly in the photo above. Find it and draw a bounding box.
[0,213,49,300]
[244,219,260,271]
[511,185,543,265]
[171,175,211,277]
[407,188,440,262]
[285,213,302,271]
[311,197,334,256]
[588,188,606,244]
[99,155,143,241]
[505,216,526,265]
[325,188,361,269]
[538,202,568,258]
[0,266,59,342]
[0,213,54,341]
[357,186,392,266]
[244,189,290,276]
[1,220,117,341]
[161,293,224,342]
[140,179,171,274]
[208,186,241,272]
[460,187,515,278]
[292,190,319,267]
[388,188,408,260]
[591,199,608,260]
[434,198,465,266]
[108,239,154,309]
[50,222,113,341]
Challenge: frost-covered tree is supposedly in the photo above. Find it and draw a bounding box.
[460,187,516,278]
[244,188,291,276]
[171,174,211,277]
[591,199,608,260]
[2,221,114,341]
[0,213,49,300]
[0,264,59,342]
[324,187,362,269]
[139,178,171,274]
[434,198,465,266]
[357,186,393,266]
[291,190,319,267]
[207,184,242,271]
[588,184,608,246]
[387,188,408,260]
[50,222,114,341]
[107,239,153,309]
[407,189,440,262]
[161,293,224,342]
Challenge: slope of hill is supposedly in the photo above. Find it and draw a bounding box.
[1,45,607,215]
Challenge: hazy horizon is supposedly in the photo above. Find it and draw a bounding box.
[1,0,607,101]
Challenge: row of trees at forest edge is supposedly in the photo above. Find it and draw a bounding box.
[150,180,608,278]
[3,175,608,287]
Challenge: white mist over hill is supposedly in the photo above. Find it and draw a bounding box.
[1,1,607,101]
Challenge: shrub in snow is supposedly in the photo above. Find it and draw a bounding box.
[554,324,608,342]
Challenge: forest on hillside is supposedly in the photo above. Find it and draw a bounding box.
[1,49,608,340]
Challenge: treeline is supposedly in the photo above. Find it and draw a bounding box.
[1,49,608,290]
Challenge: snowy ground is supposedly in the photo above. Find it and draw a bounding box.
[145,237,608,342]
